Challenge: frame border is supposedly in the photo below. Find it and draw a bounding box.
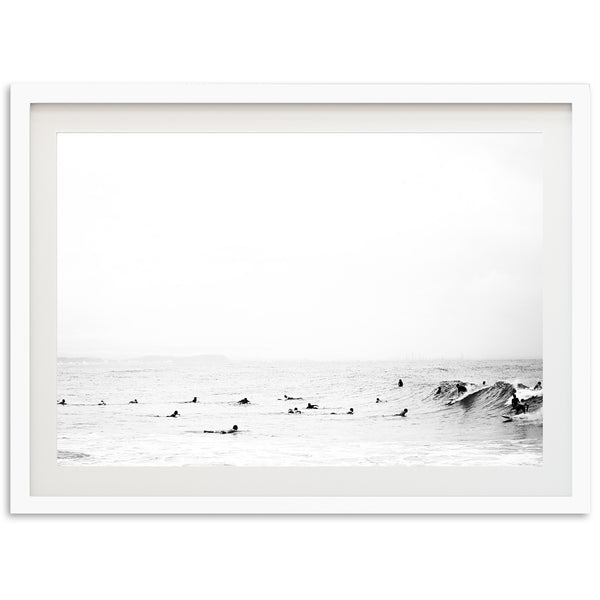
[10,84,591,514]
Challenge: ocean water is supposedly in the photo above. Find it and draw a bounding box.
[57,358,543,467]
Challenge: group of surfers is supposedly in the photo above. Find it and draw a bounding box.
[58,377,541,428]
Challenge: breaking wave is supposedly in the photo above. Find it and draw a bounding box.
[426,380,543,418]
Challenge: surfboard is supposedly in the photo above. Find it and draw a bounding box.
[501,415,513,422]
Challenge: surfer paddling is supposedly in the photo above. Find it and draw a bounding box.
[203,425,239,434]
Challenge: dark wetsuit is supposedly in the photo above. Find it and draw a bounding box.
[204,426,238,434]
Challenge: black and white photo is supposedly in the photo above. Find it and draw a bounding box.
[57,131,543,467]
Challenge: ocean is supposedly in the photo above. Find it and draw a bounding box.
[57,358,543,467]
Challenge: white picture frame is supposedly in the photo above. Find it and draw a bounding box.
[10,83,591,514]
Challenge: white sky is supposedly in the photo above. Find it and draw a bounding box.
[58,133,542,360]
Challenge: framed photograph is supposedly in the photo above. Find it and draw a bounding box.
[10,84,590,513]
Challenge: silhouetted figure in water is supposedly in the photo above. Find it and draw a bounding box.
[238,398,250,405]
[511,392,528,415]
[204,425,239,434]
[129,399,138,404]
[482,381,486,386]
[376,397,382,403]
[456,383,467,394]
[306,403,318,409]
[192,396,197,403]
[57,399,66,405]
[167,410,179,418]
[394,408,408,417]
[514,403,528,415]
[511,392,520,411]
[533,381,542,391]
[288,407,302,414]
[398,379,403,388]
[347,408,354,415]
[284,394,303,400]
[98,400,106,406]
[436,386,442,395]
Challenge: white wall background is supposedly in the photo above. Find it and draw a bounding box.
[1,2,596,599]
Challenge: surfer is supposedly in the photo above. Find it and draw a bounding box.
[394,408,408,417]
[511,393,529,415]
[398,378,403,388]
[98,400,106,406]
[191,396,197,403]
[204,425,239,434]
[347,408,354,415]
[238,398,250,405]
[482,381,486,386]
[376,397,382,403]
[533,381,542,391]
[436,386,442,395]
[57,399,66,405]
[511,392,519,410]
[284,394,303,400]
[306,403,318,409]
[129,399,138,404]
[167,410,179,418]
[456,383,467,394]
